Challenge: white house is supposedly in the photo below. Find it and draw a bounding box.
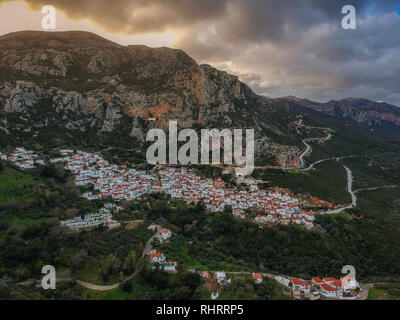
[161,229,172,240]
[252,273,263,284]
[150,253,166,263]
[319,283,341,298]
[163,262,177,272]
[340,277,358,291]
[216,271,227,284]
[291,278,310,294]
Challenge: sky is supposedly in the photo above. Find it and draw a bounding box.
[0,0,399,106]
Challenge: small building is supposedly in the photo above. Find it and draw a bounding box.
[291,278,310,294]
[320,283,341,298]
[252,273,263,284]
[105,220,121,229]
[340,277,358,291]
[161,229,172,240]
[150,252,165,263]
[312,277,324,287]
[148,224,157,232]
[104,203,117,209]
[306,291,321,300]
[163,261,177,272]
[216,271,227,284]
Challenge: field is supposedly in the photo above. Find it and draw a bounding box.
[367,287,400,300]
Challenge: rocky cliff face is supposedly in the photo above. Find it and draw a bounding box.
[0,31,306,165]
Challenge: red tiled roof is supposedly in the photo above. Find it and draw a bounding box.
[333,280,343,288]
[291,278,308,286]
[312,277,323,284]
[323,277,336,283]
[321,284,338,292]
[253,273,263,280]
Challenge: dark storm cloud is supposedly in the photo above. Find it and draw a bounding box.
[4,0,395,42]
[2,0,400,105]
[1,0,231,33]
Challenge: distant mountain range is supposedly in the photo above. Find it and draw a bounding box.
[282,96,400,130]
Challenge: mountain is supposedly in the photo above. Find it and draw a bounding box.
[0,31,399,166]
[284,96,400,133]
[0,31,310,166]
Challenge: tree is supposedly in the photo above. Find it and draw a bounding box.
[100,254,121,281]
[71,249,88,270]
[121,281,133,293]
[123,251,137,274]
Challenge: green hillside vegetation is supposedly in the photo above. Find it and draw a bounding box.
[0,165,38,204]
[254,160,350,205]
[218,274,288,300]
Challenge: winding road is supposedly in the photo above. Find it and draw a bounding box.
[298,149,360,215]
[299,141,311,168]
[317,164,357,215]
[293,120,359,215]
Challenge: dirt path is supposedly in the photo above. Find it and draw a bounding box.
[76,280,120,291]
[354,185,398,193]
[359,284,374,300]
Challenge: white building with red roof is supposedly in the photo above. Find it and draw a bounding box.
[252,273,263,284]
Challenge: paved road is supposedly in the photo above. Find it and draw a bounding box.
[299,141,311,168]
[142,224,162,257]
[318,164,357,215]
[302,157,335,171]
[297,120,332,169]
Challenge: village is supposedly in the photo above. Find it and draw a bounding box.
[0,148,316,230]
[194,271,360,300]
[153,167,315,229]
[50,149,154,201]
[0,147,364,300]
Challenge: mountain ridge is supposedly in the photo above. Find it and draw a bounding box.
[0,31,399,167]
